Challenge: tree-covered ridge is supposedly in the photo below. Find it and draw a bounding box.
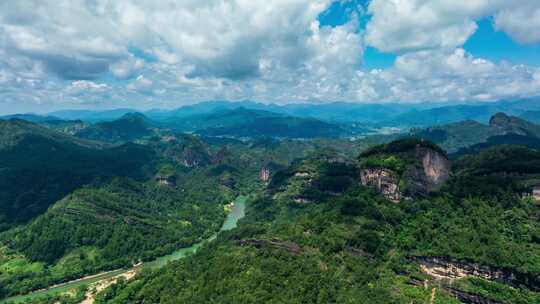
[74,113,156,143]
[0,175,228,298]
[359,138,447,158]
[0,120,156,231]
[411,112,540,154]
[95,141,539,304]
[0,119,101,150]
[2,119,394,300]
[357,138,429,176]
[9,178,226,264]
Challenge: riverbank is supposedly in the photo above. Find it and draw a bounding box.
[0,196,247,304]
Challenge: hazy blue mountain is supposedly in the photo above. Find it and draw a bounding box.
[42,96,540,128]
[197,116,346,139]
[74,113,156,143]
[388,104,502,127]
[0,114,61,123]
[148,97,539,126]
[413,112,540,154]
[145,101,271,120]
[162,107,349,138]
[146,101,421,124]
[413,120,492,153]
[50,108,137,123]
[259,102,420,123]
[520,110,540,124]
[451,134,540,158]
[163,107,282,131]
[489,112,540,137]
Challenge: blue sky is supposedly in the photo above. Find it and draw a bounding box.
[465,18,540,66]
[0,0,539,114]
[320,1,540,69]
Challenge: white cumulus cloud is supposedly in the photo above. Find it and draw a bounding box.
[0,0,539,113]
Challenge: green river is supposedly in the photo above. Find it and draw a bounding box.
[0,196,247,304]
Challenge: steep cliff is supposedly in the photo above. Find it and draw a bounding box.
[413,256,539,294]
[358,139,450,202]
[359,168,401,202]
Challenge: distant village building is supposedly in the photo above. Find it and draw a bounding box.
[533,185,540,201]
[156,175,177,187]
[523,184,540,201]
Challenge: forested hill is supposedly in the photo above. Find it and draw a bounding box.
[412,112,540,154]
[0,120,154,231]
[74,113,155,143]
[95,140,540,304]
[162,107,350,138]
[0,119,393,301]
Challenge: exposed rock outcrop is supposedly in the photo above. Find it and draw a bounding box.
[260,167,270,183]
[421,147,451,190]
[413,256,539,291]
[402,145,451,197]
[415,257,513,283]
[360,168,401,202]
[359,141,450,202]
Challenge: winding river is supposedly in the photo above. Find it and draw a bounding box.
[1,196,247,304]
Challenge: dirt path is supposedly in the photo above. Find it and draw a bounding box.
[80,269,139,304]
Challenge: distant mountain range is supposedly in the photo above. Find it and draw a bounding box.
[2,97,540,142]
[4,96,536,127]
[520,110,540,124]
[74,112,155,143]
[412,112,540,155]
[43,108,354,141]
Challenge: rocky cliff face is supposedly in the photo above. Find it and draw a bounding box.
[406,146,451,196]
[421,148,450,189]
[413,256,538,292]
[415,257,514,283]
[359,168,401,202]
[359,143,450,202]
[260,167,270,183]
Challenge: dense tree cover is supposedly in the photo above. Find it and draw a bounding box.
[267,153,358,205]
[154,107,350,139]
[0,125,155,231]
[411,120,491,153]
[95,146,540,304]
[0,175,228,298]
[2,285,88,304]
[360,138,447,159]
[199,116,347,139]
[10,178,226,263]
[0,115,404,302]
[451,134,540,158]
[410,113,540,155]
[447,145,540,200]
[74,113,155,143]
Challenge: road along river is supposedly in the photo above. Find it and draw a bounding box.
[0,196,247,304]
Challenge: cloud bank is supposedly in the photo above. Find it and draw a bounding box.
[0,0,539,112]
